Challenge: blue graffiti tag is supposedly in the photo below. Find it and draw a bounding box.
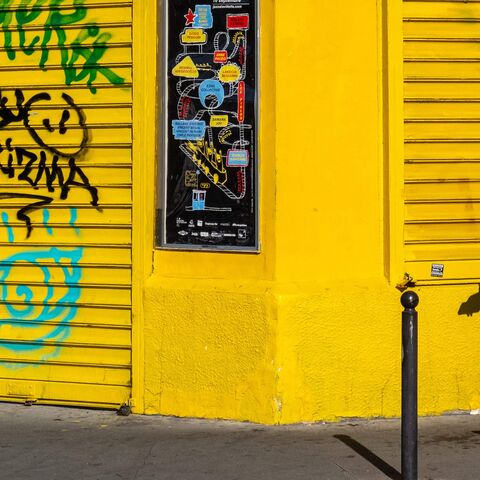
[69,207,80,236]
[42,209,53,236]
[0,247,83,360]
[1,212,14,243]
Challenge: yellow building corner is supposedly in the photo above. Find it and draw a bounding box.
[138,0,480,424]
[0,0,480,425]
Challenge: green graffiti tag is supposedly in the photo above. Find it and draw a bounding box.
[0,0,125,93]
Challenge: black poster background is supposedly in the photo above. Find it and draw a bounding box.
[162,0,257,249]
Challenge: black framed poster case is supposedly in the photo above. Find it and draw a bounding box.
[160,0,259,251]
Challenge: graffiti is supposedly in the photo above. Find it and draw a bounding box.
[0,86,88,155]
[0,247,83,362]
[0,88,98,237]
[42,208,52,235]
[0,0,125,93]
[1,211,13,242]
[69,206,80,235]
[0,0,132,373]
[0,193,52,237]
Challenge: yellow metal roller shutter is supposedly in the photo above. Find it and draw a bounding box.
[404,0,480,283]
[0,1,132,408]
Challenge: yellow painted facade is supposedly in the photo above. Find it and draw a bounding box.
[141,0,480,424]
[2,0,480,424]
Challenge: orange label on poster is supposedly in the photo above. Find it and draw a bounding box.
[214,50,228,63]
[237,81,245,123]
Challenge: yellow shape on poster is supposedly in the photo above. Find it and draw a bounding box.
[172,56,199,78]
[219,64,241,83]
[181,29,207,44]
[210,115,229,127]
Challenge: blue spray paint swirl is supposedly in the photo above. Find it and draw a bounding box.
[0,247,83,359]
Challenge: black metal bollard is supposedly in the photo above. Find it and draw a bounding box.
[401,291,419,480]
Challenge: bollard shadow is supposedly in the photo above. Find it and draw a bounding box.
[458,285,480,317]
[334,434,402,480]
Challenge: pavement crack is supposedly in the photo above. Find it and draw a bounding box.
[132,441,156,480]
[335,462,358,479]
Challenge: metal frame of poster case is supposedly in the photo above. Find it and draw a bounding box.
[159,0,260,252]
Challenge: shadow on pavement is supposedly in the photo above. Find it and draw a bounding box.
[334,434,401,480]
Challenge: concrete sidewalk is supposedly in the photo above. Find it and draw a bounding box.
[0,403,479,479]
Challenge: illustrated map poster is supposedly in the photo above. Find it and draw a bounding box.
[161,0,258,250]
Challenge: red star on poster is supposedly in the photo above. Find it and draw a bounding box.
[184,8,197,26]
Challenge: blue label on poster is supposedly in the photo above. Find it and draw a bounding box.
[193,5,213,29]
[227,150,249,167]
[172,120,206,140]
[199,80,225,108]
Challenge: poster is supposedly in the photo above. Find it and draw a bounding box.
[160,0,258,250]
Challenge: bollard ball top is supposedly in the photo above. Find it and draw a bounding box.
[401,290,419,309]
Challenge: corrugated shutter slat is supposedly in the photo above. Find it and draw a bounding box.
[0,1,132,408]
[403,0,480,282]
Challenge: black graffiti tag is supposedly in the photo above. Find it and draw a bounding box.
[0,89,89,156]
[0,193,53,238]
[0,89,98,237]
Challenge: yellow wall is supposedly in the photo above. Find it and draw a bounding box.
[140,0,480,423]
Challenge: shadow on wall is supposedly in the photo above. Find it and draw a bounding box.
[458,286,480,317]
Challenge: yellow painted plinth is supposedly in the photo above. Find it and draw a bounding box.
[143,276,480,424]
[144,276,278,423]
